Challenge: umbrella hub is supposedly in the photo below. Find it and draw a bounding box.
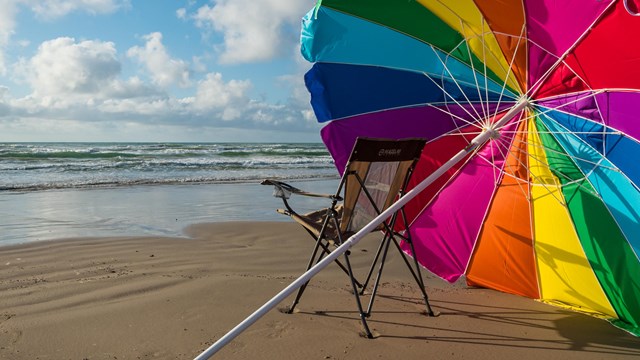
[483,126,501,140]
[481,97,529,141]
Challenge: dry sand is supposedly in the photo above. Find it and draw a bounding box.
[1,221,639,359]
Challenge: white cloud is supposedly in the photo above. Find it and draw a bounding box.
[192,0,308,64]
[7,34,312,133]
[190,72,251,113]
[27,0,129,19]
[176,7,187,20]
[0,1,321,141]
[11,36,160,114]
[127,32,191,88]
[0,0,129,75]
[17,37,120,96]
[0,0,20,75]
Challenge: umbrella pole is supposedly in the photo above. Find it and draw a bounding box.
[194,98,529,360]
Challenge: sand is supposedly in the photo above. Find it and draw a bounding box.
[1,221,639,359]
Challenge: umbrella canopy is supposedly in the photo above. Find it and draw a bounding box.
[302,0,640,336]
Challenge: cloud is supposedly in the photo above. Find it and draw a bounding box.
[27,0,130,19]
[11,36,160,113]
[189,72,251,113]
[192,0,308,64]
[0,0,129,75]
[6,34,316,135]
[0,1,322,141]
[176,7,187,20]
[0,0,20,75]
[127,32,191,88]
[17,37,120,96]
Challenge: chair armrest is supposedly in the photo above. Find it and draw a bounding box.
[261,179,341,200]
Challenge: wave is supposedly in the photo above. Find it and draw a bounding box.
[0,143,330,159]
[0,142,337,193]
[0,151,141,160]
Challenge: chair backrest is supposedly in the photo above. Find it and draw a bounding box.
[339,138,426,234]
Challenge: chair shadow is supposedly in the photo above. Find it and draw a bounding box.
[289,294,640,357]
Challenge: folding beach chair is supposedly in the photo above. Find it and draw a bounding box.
[262,137,435,338]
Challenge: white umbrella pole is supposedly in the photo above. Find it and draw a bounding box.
[195,99,529,359]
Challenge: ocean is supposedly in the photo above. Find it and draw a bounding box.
[0,143,339,245]
[0,142,336,191]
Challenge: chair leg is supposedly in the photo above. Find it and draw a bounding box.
[287,211,364,314]
[343,251,374,339]
[315,238,363,288]
[391,237,435,316]
[359,233,388,295]
[363,232,395,317]
[286,226,328,313]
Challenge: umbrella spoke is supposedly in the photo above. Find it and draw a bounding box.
[460,19,489,122]
[489,25,527,129]
[429,44,484,124]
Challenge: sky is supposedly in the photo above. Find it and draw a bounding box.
[0,0,322,142]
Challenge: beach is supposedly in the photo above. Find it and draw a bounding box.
[1,160,640,359]
[2,219,640,359]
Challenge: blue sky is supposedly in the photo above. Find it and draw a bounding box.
[0,0,321,142]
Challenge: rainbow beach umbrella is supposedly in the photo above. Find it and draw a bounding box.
[302,0,640,335]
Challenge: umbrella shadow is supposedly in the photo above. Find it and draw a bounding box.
[293,294,640,357]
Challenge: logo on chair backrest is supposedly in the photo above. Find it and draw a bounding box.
[378,148,402,157]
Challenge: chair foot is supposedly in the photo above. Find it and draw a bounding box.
[278,305,296,314]
[358,314,375,338]
[359,326,377,339]
[423,309,439,317]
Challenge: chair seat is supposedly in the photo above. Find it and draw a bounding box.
[291,204,349,244]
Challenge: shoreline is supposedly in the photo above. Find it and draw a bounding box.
[0,174,340,193]
[0,179,339,246]
[2,221,639,359]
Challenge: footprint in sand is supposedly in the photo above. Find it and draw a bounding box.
[265,320,293,339]
[0,321,22,349]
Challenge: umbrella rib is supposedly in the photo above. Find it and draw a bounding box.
[536,111,627,175]
[523,38,565,99]
[485,108,606,200]
[456,104,529,199]
[481,16,491,122]
[424,103,485,130]
[489,133,532,201]
[528,89,605,112]
[495,134,577,204]
[526,1,616,98]
[510,136,616,198]
[433,41,484,121]
[509,129,621,174]
[454,28,524,98]
[505,136,533,202]
[533,115,615,199]
[491,24,527,128]
[528,90,634,175]
[491,127,508,186]
[501,89,603,135]
[421,34,520,137]
[467,127,572,206]
[500,106,622,174]
[459,18,489,122]
[420,68,483,133]
[530,88,640,166]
